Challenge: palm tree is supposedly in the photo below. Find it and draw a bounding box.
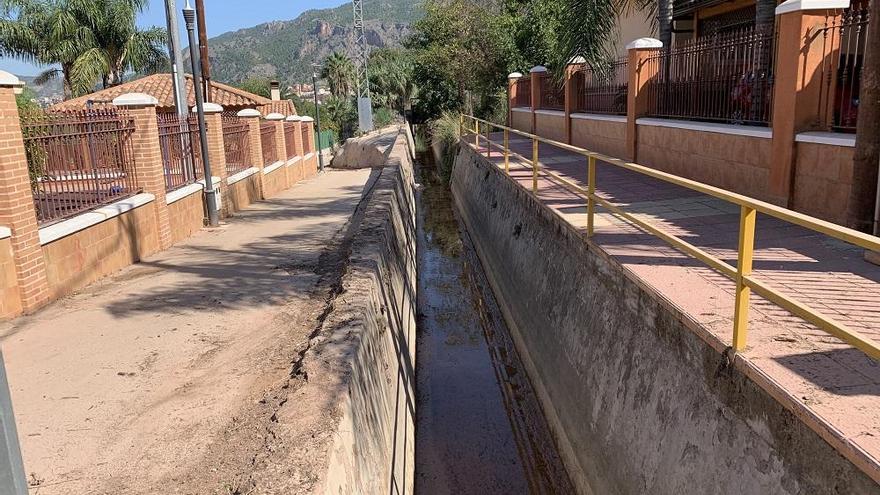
[321,51,355,98]
[0,0,167,98]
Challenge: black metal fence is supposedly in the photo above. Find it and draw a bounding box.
[21,109,139,225]
[284,121,297,160]
[815,4,870,132]
[157,113,202,191]
[644,27,776,126]
[260,121,278,165]
[538,74,565,110]
[513,79,531,108]
[573,58,628,115]
[222,115,251,175]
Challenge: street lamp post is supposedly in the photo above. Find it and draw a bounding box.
[183,1,219,227]
[311,65,324,172]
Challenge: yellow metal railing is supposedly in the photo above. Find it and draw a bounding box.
[460,114,880,361]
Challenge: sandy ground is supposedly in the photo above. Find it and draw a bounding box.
[0,168,374,494]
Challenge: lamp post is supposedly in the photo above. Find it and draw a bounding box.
[183,0,219,227]
[311,64,324,172]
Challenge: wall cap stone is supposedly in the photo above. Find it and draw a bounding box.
[112,93,158,107]
[286,115,302,121]
[39,193,155,245]
[571,112,627,123]
[227,166,259,185]
[165,183,202,205]
[636,117,773,139]
[535,109,565,117]
[626,38,663,50]
[0,226,10,239]
[0,70,23,89]
[265,112,286,121]
[236,108,262,118]
[776,0,849,14]
[508,72,524,79]
[795,131,856,148]
[263,160,285,175]
[529,65,548,73]
[192,102,224,113]
[511,107,532,113]
[300,116,314,122]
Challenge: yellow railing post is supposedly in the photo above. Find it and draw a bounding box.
[474,120,480,148]
[486,123,491,158]
[733,205,757,352]
[587,155,596,237]
[532,137,539,193]
[503,129,510,174]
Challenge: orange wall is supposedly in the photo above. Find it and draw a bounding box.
[0,236,22,319]
[227,174,261,212]
[168,189,206,245]
[535,112,566,143]
[792,142,854,225]
[571,118,628,159]
[42,202,160,300]
[261,165,288,198]
[637,125,774,202]
[511,110,531,133]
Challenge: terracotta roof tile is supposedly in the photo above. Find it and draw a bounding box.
[50,73,280,112]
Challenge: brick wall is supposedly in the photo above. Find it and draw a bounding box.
[168,190,206,245]
[511,110,531,133]
[41,202,159,300]
[793,142,854,225]
[261,165,288,198]
[227,174,261,212]
[571,118,627,159]
[636,125,774,203]
[534,112,566,143]
[0,237,22,318]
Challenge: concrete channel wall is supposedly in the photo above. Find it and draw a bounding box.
[450,142,879,494]
[307,129,417,494]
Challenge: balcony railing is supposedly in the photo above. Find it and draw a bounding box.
[644,27,776,126]
[815,4,870,133]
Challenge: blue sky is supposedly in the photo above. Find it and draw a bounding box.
[3,0,345,76]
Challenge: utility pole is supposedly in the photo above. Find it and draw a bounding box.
[163,0,187,119]
[312,65,325,172]
[352,0,373,132]
[183,0,219,227]
[195,0,211,102]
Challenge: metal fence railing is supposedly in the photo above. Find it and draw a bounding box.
[21,109,139,225]
[538,75,565,111]
[157,113,201,191]
[260,121,278,166]
[514,79,531,108]
[815,3,871,133]
[644,27,776,126]
[301,124,312,154]
[573,58,628,115]
[463,114,880,361]
[222,115,250,176]
[284,122,297,160]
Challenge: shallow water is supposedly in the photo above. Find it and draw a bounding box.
[414,150,574,494]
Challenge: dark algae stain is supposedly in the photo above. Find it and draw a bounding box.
[415,148,575,494]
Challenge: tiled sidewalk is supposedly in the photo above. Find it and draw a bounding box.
[472,131,880,479]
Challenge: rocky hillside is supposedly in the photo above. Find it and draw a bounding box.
[197,0,421,85]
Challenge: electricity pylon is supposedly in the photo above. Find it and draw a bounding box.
[352,0,373,132]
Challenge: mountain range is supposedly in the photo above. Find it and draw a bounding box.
[192,0,422,86]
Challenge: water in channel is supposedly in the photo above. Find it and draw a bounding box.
[414,149,574,494]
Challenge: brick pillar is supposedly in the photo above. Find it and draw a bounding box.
[237,109,265,199]
[530,66,546,134]
[112,93,171,250]
[507,72,522,126]
[0,72,49,312]
[564,58,584,144]
[626,38,663,161]
[266,113,287,187]
[200,103,228,217]
[769,1,845,205]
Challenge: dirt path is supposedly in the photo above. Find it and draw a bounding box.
[0,168,375,494]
